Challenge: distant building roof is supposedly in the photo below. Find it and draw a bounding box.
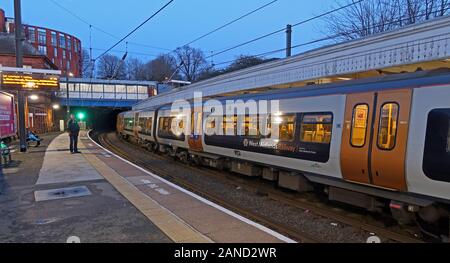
[0,33,58,69]
[0,33,39,56]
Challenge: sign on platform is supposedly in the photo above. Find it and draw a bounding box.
[1,73,59,90]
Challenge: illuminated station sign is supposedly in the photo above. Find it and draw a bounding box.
[1,73,60,90]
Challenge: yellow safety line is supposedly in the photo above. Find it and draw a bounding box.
[79,138,213,243]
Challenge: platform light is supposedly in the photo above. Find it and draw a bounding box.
[52,104,60,110]
[68,72,74,77]
[29,95,38,101]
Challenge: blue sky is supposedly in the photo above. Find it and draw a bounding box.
[2,0,339,67]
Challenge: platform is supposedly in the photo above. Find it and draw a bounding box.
[34,131,293,243]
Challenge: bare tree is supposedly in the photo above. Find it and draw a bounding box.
[174,46,208,82]
[145,54,179,82]
[324,0,450,41]
[96,54,127,79]
[197,55,278,81]
[81,48,94,78]
[126,57,147,80]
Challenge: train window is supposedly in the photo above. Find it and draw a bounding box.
[138,117,152,135]
[124,117,134,131]
[423,109,450,183]
[245,115,259,137]
[223,115,237,136]
[273,114,296,142]
[350,104,369,147]
[159,117,171,133]
[300,113,333,144]
[377,103,399,150]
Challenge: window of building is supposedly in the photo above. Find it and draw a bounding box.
[138,86,148,94]
[67,36,71,49]
[28,27,36,43]
[54,47,58,57]
[67,61,71,70]
[74,41,78,53]
[377,103,399,150]
[300,113,333,144]
[51,31,57,46]
[92,84,103,93]
[59,34,66,48]
[38,45,47,55]
[62,50,66,59]
[116,85,127,93]
[350,104,369,147]
[38,29,46,44]
[104,85,114,93]
[423,108,450,183]
[127,86,137,94]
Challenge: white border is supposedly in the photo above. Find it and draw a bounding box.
[86,131,296,243]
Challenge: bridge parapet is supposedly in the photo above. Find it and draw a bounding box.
[57,78,157,107]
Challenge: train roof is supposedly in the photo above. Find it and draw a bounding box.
[143,70,450,111]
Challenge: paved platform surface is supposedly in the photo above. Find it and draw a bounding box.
[36,134,103,185]
[0,132,171,243]
[1,131,291,243]
[81,131,290,243]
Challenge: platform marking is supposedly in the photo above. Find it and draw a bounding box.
[87,131,296,243]
[101,152,111,158]
[155,188,171,195]
[148,183,159,189]
[81,137,211,243]
[140,179,152,184]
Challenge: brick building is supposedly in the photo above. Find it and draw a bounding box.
[0,8,82,77]
[0,34,59,133]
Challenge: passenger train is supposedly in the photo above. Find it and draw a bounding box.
[117,70,450,239]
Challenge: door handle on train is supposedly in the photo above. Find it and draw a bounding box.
[376,171,379,177]
[362,169,365,174]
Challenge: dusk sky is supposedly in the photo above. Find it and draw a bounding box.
[2,0,339,67]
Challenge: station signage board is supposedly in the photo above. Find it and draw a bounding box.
[0,73,60,90]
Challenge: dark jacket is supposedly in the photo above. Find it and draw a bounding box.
[68,119,80,136]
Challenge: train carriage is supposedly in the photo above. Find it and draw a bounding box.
[117,70,450,238]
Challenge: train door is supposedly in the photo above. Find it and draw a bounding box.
[370,89,411,190]
[188,108,203,152]
[341,92,374,184]
[341,89,412,191]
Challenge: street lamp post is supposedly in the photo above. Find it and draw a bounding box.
[14,0,27,153]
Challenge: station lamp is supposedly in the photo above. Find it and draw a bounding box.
[52,104,60,110]
[29,94,38,101]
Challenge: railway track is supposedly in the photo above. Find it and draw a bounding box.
[94,131,425,243]
[96,131,318,243]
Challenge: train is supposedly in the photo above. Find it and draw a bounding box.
[117,70,450,240]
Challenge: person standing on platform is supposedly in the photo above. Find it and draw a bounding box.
[67,114,81,154]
